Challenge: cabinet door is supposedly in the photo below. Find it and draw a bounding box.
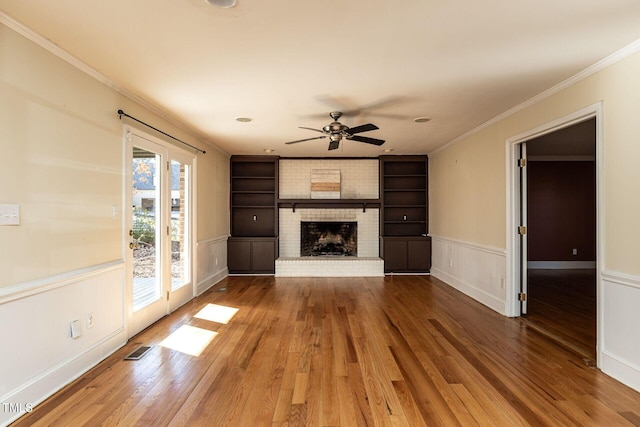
[383,239,408,272]
[228,239,251,272]
[407,239,431,271]
[251,240,276,273]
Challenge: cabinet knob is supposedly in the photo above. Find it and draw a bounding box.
[253,215,257,221]
[403,215,407,221]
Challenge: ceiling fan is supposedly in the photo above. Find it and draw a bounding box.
[285,111,385,151]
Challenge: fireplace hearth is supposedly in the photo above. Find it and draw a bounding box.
[301,221,357,256]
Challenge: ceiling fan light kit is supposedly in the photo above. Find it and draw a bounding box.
[286,111,385,151]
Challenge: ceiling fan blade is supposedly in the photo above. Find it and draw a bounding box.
[299,126,325,134]
[328,140,340,150]
[347,135,385,146]
[347,123,379,135]
[285,135,327,144]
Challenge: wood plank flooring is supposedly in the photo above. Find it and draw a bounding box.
[524,269,596,360]
[12,275,640,426]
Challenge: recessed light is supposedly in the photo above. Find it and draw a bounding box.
[413,117,431,123]
[235,117,252,123]
[383,148,394,153]
[205,0,237,8]
[264,148,274,154]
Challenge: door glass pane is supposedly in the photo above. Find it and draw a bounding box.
[132,147,162,311]
[171,160,190,290]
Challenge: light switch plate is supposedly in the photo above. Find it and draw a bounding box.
[0,204,20,225]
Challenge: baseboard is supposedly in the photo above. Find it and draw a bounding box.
[1,329,126,427]
[430,236,507,316]
[528,261,596,269]
[431,267,506,315]
[601,350,640,393]
[196,268,228,295]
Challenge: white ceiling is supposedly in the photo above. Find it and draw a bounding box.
[2,1,640,157]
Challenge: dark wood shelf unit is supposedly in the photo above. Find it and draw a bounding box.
[380,155,431,273]
[229,156,279,273]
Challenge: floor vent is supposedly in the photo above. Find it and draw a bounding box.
[217,287,228,292]
[124,346,152,360]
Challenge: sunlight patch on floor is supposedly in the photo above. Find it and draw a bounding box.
[194,303,239,325]
[159,325,217,357]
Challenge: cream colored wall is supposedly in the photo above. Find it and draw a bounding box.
[0,23,228,288]
[430,49,640,276]
[196,144,230,240]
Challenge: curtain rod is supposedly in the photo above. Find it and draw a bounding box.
[117,109,206,154]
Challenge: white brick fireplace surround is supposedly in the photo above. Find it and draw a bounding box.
[275,159,384,277]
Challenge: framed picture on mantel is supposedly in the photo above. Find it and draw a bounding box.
[310,169,340,199]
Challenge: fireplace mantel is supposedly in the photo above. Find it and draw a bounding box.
[278,198,380,212]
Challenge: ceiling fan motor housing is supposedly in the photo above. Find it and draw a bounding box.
[323,122,349,134]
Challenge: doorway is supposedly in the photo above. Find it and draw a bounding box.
[506,103,602,365]
[523,119,597,359]
[125,129,195,338]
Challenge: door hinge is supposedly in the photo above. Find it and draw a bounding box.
[166,291,170,301]
[518,226,527,235]
[518,293,527,302]
[167,161,170,171]
[518,158,527,167]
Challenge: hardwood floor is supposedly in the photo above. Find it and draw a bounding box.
[523,269,597,360]
[13,275,640,426]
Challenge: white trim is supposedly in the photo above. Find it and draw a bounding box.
[505,102,604,366]
[528,261,596,269]
[602,269,640,290]
[196,268,229,295]
[431,267,506,314]
[601,350,640,394]
[430,235,506,257]
[430,236,507,315]
[0,260,124,305]
[197,234,230,246]
[0,12,228,158]
[430,39,640,156]
[0,329,125,427]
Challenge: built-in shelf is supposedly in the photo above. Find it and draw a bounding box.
[278,198,381,212]
[229,156,279,274]
[380,155,430,273]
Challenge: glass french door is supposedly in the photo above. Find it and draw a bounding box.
[126,130,194,338]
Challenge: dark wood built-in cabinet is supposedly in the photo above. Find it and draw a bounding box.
[380,155,431,273]
[228,156,278,273]
[227,155,430,275]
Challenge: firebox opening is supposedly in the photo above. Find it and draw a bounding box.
[301,221,357,257]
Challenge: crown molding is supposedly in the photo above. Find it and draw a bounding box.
[430,38,640,156]
[0,12,228,157]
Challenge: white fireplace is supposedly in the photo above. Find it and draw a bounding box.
[278,208,379,258]
[275,159,384,276]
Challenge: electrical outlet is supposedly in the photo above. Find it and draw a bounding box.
[70,320,82,339]
[87,313,94,328]
[449,258,453,267]
[500,278,505,289]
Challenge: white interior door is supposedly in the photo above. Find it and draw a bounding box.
[125,130,195,338]
[519,143,528,314]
